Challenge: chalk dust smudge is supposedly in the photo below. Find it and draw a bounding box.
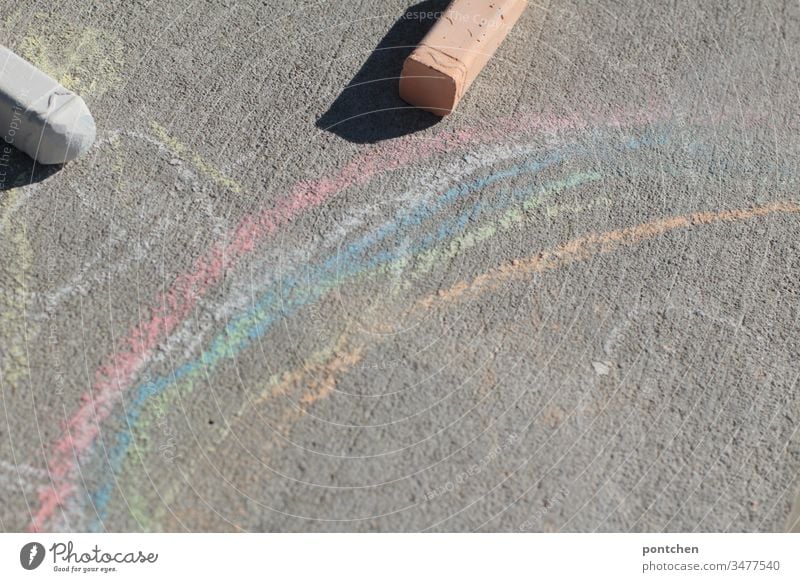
[13,12,124,98]
[0,459,46,493]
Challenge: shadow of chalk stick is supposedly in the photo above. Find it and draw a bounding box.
[316,0,450,144]
[0,144,62,191]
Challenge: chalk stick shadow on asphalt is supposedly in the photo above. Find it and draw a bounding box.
[316,0,449,144]
[0,145,62,191]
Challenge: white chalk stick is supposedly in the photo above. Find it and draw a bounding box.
[0,45,95,164]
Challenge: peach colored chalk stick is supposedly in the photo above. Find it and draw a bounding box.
[399,0,528,116]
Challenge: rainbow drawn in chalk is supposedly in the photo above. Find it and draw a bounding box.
[24,106,799,532]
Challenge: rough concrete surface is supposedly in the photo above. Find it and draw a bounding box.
[1,0,799,532]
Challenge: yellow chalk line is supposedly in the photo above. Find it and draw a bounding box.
[150,122,243,194]
[15,12,124,99]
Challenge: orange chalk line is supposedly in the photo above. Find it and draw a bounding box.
[213,201,800,457]
[228,201,800,461]
[418,201,800,309]
[135,200,800,524]
[138,336,364,524]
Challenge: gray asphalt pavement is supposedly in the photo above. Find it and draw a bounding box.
[1,0,799,532]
